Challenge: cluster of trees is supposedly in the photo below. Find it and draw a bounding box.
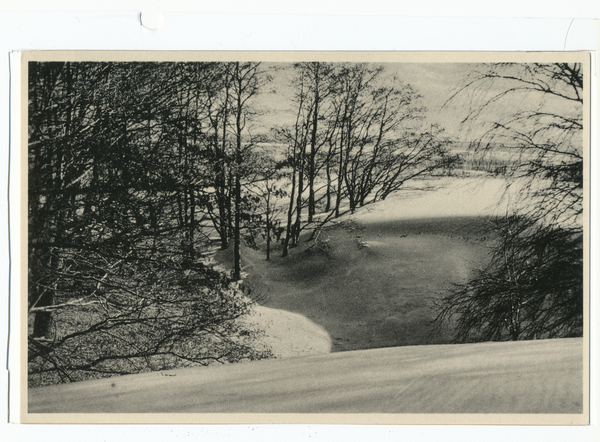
[274,62,457,256]
[27,61,275,385]
[28,61,453,385]
[435,63,584,342]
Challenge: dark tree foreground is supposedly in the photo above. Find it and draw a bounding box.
[27,62,272,386]
[435,63,584,342]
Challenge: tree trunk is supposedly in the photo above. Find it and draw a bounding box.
[335,136,344,218]
[219,77,231,249]
[308,74,320,222]
[188,187,196,261]
[282,154,297,258]
[265,190,271,261]
[325,146,332,212]
[293,142,305,244]
[233,173,241,279]
[233,63,243,280]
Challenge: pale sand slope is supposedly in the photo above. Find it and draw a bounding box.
[353,177,510,224]
[28,337,583,415]
[238,177,511,354]
[242,305,332,358]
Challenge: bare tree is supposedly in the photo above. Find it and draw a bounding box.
[228,62,265,279]
[434,62,584,342]
[275,62,458,255]
[27,62,271,387]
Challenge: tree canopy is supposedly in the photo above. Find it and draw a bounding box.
[27,62,272,386]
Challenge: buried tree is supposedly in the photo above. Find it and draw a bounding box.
[435,62,585,342]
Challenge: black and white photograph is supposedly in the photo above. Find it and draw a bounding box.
[21,52,588,424]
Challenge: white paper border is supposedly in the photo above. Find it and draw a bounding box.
[2,4,598,442]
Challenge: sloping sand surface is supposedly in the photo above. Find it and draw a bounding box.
[354,177,509,224]
[242,305,332,358]
[28,338,583,416]
[233,178,509,353]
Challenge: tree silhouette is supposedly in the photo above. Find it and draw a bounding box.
[435,63,584,342]
[27,62,271,387]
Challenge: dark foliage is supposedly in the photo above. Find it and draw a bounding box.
[435,215,583,342]
[28,258,269,386]
[435,62,584,342]
[27,61,271,387]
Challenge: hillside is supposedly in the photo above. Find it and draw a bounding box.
[27,337,584,418]
[26,177,585,421]
[227,177,510,354]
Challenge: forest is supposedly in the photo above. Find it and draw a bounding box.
[27,61,583,387]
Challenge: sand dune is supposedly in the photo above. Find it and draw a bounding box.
[242,305,332,358]
[28,337,584,419]
[25,177,585,423]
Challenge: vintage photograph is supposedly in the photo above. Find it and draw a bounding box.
[22,52,588,424]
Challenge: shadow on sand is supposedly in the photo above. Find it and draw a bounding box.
[233,215,495,353]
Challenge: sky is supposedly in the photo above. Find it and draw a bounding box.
[253,62,481,140]
[381,63,474,135]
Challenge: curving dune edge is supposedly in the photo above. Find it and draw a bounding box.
[28,337,583,416]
